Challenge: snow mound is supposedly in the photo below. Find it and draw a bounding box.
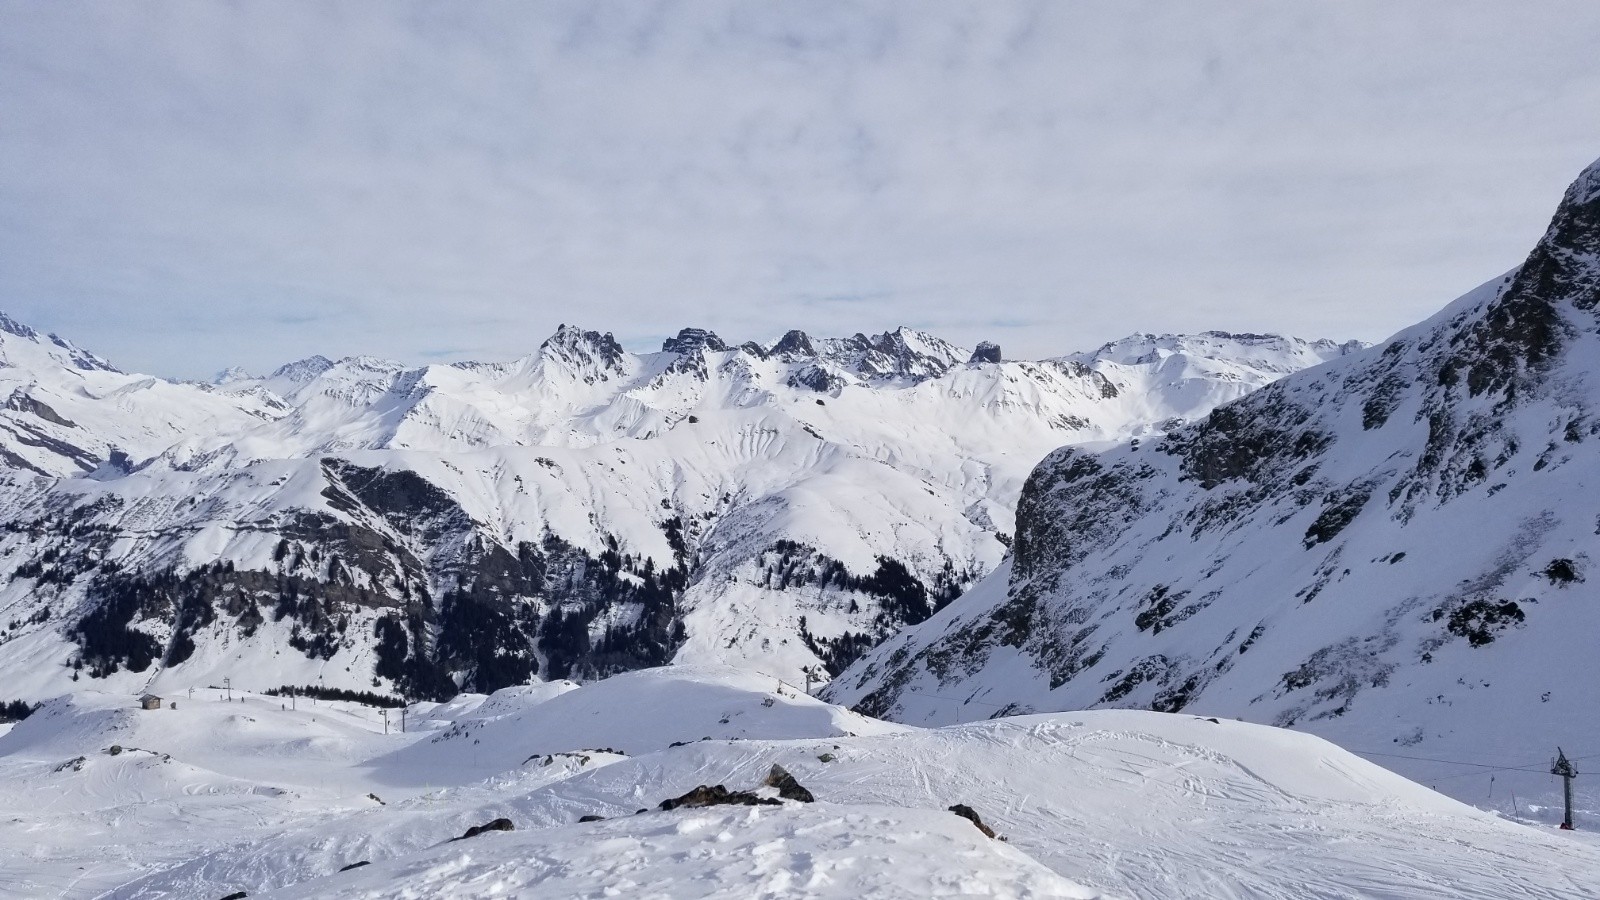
[372,665,907,786]
[262,803,1099,900]
[489,711,1598,899]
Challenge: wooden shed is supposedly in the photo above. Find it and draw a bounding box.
[139,694,163,711]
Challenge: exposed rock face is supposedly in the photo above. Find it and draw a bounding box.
[541,325,627,381]
[769,329,818,359]
[825,157,1600,780]
[662,328,729,355]
[970,342,1002,365]
[5,391,77,428]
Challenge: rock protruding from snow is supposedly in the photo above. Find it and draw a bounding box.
[761,763,815,802]
[450,818,515,841]
[658,784,782,810]
[948,804,996,839]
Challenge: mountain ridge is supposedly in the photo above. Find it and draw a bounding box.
[0,311,1356,703]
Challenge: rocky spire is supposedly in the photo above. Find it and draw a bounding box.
[969,342,1002,364]
[662,328,729,355]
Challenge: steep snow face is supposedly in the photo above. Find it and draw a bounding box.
[826,157,1600,818]
[5,667,1593,899]
[0,313,1350,703]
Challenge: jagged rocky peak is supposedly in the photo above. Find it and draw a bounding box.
[769,329,818,359]
[0,311,42,341]
[662,327,730,355]
[540,324,628,375]
[874,325,959,357]
[270,355,336,384]
[970,341,1002,364]
[820,326,969,380]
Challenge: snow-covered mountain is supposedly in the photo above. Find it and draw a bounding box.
[825,156,1600,817]
[0,313,287,477]
[0,315,1356,703]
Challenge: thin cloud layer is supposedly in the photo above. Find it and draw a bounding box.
[3,2,1599,378]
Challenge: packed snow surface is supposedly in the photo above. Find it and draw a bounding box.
[1,666,1594,899]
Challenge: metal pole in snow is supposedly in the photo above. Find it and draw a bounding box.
[1552,748,1579,830]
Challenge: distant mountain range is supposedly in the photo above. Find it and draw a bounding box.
[0,310,1355,701]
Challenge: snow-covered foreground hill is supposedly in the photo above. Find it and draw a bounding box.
[826,157,1600,824]
[1,667,1594,899]
[0,311,1355,701]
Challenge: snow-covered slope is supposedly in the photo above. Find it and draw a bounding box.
[2,666,1592,899]
[0,319,1352,702]
[826,156,1600,820]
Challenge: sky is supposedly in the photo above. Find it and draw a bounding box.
[3,2,1600,380]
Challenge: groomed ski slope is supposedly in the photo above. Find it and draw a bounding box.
[3,666,1595,899]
